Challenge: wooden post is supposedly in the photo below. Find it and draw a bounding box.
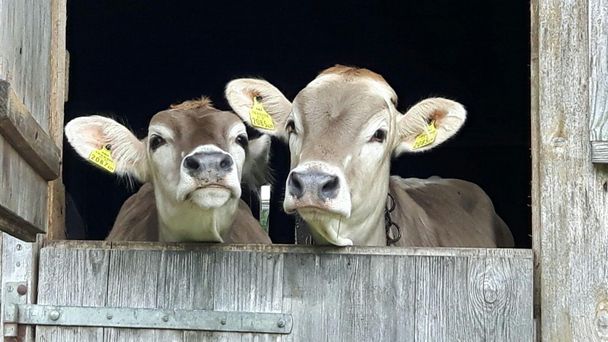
[46,0,68,240]
[533,0,608,340]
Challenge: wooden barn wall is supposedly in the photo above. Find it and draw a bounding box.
[533,0,608,340]
[0,0,67,240]
[36,242,533,341]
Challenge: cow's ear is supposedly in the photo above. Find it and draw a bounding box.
[394,97,466,155]
[225,78,292,141]
[65,115,149,182]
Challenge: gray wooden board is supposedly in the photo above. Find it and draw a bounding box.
[0,0,52,131]
[590,0,608,163]
[534,0,608,340]
[35,243,533,342]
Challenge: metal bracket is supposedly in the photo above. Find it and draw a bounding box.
[3,283,292,335]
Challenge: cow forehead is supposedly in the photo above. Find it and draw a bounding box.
[149,108,243,151]
[294,81,392,135]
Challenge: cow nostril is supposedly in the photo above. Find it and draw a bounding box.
[288,173,304,199]
[320,175,340,200]
[219,155,233,170]
[184,156,200,171]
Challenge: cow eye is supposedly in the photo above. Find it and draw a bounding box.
[236,134,249,149]
[149,134,166,151]
[370,129,387,143]
[285,120,296,134]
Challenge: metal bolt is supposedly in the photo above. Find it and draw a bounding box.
[15,261,21,267]
[106,313,113,320]
[16,244,22,251]
[162,315,169,322]
[220,318,227,325]
[277,319,286,328]
[16,284,27,296]
[49,310,60,321]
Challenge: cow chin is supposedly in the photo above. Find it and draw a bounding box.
[188,186,233,208]
[297,208,354,246]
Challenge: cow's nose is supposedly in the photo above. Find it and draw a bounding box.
[287,171,340,201]
[183,151,233,177]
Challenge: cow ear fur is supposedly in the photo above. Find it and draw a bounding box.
[225,78,292,141]
[393,97,466,155]
[65,115,149,182]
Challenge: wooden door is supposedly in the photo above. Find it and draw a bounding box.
[0,0,67,241]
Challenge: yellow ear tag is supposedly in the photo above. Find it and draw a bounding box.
[249,97,275,130]
[412,121,438,149]
[88,144,116,173]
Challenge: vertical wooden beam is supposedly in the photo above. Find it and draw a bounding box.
[530,0,542,339]
[535,0,608,340]
[46,0,67,240]
[589,0,608,163]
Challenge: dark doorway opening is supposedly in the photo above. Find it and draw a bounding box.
[64,1,531,247]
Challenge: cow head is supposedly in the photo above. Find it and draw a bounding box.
[226,65,465,246]
[65,98,270,241]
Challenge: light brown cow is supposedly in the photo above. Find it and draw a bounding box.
[65,98,271,243]
[226,65,514,247]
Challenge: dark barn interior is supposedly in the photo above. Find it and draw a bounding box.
[63,1,531,247]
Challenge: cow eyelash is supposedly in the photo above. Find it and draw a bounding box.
[285,120,296,134]
[370,129,387,143]
[149,134,166,151]
[236,134,249,149]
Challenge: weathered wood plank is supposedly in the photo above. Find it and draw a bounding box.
[36,246,110,341]
[0,80,60,180]
[534,0,608,340]
[46,0,68,240]
[36,244,533,341]
[0,0,52,131]
[589,0,608,163]
[0,233,39,342]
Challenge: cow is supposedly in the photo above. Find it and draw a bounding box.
[65,97,272,243]
[225,65,514,247]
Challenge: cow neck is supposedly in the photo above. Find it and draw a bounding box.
[155,191,240,242]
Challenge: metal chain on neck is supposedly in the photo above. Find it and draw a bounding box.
[384,193,402,245]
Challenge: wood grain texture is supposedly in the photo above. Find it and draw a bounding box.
[0,80,60,180]
[0,233,39,341]
[36,244,111,341]
[36,244,533,341]
[590,0,608,164]
[0,0,52,131]
[46,0,68,240]
[534,0,608,340]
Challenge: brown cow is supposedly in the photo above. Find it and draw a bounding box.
[225,65,514,247]
[65,98,271,243]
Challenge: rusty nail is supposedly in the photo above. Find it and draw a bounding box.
[16,284,27,296]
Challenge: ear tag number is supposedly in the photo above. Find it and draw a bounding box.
[412,121,437,149]
[250,97,275,130]
[88,144,116,173]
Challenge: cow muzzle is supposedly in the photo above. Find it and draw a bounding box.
[177,145,241,208]
[284,162,351,218]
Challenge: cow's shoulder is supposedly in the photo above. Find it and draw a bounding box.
[223,199,272,244]
[388,176,513,247]
[106,183,159,241]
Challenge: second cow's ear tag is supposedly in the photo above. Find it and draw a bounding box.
[249,96,275,130]
[412,120,438,149]
[88,144,116,173]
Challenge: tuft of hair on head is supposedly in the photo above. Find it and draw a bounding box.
[169,96,215,111]
[319,64,388,83]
